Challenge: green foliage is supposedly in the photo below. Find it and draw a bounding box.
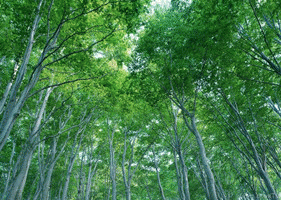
[2,0,281,199]
[130,0,281,198]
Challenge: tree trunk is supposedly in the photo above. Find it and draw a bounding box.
[152,146,166,200]
[85,157,99,200]
[61,133,84,200]
[171,106,190,200]
[4,87,53,200]
[194,157,210,200]
[2,141,15,200]
[0,0,44,151]
[178,148,190,200]
[222,97,278,199]
[0,82,12,115]
[5,147,34,200]
[121,128,151,200]
[77,148,85,200]
[108,123,117,200]
[85,141,99,200]
[40,136,69,200]
[122,130,131,200]
[189,115,218,200]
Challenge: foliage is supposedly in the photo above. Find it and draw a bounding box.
[2,0,281,199]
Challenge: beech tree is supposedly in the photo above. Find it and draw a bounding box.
[0,0,151,199]
[0,0,149,151]
[2,0,281,199]
[130,0,281,199]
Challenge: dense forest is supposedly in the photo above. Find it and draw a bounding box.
[1,0,281,199]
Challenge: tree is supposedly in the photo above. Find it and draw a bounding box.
[2,0,281,199]
[133,8,219,199]
[0,0,152,199]
[0,0,150,151]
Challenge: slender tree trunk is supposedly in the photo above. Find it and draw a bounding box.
[61,132,84,200]
[249,141,278,199]
[85,167,93,200]
[85,156,99,200]
[125,186,131,200]
[109,146,117,200]
[77,148,85,200]
[108,123,117,200]
[189,115,218,200]
[152,146,166,200]
[0,0,44,151]
[40,136,69,200]
[121,129,151,200]
[60,110,92,200]
[195,157,210,200]
[26,172,39,200]
[122,130,131,200]
[34,108,73,200]
[4,87,53,200]
[85,140,100,200]
[6,147,34,200]
[2,141,15,200]
[33,142,45,200]
[178,148,190,200]
[171,107,190,200]
[167,66,218,199]
[222,97,278,199]
[0,82,12,115]
[173,150,184,200]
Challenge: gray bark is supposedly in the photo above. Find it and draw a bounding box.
[61,124,87,200]
[4,87,53,200]
[1,141,16,200]
[152,146,166,200]
[173,150,184,200]
[221,96,278,200]
[121,130,132,200]
[171,107,190,200]
[185,115,218,200]
[194,157,210,200]
[178,149,190,200]
[0,82,12,115]
[214,174,227,200]
[108,122,117,200]
[36,107,73,200]
[41,141,64,200]
[0,0,113,152]
[77,148,86,200]
[85,141,100,200]
[60,110,93,200]
[121,128,152,200]
[0,0,44,151]
[33,135,69,200]
[168,79,217,199]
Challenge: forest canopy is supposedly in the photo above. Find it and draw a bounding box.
[1,0,281,199]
